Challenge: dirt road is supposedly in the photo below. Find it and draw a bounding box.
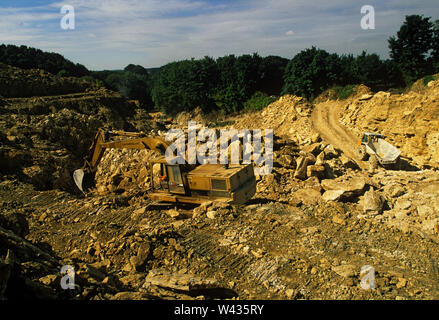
[311,101,367,170]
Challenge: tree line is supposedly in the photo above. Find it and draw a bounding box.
[1,14,438,114]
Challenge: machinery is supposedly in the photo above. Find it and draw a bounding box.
[73,128,256,205]
[357,132,401,166]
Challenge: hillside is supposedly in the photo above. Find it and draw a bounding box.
[0,44,89,77]
[0,63,158,193]
[0,63,95,98]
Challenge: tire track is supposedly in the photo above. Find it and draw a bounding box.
[311,101,367,170]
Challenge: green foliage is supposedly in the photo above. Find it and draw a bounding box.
[151,53,284,115]
[389,15,435,84]
[0,44,89,77]
[124,64,149,76]
[282,47,343,100]
[91,65,153,107]
[57,69,68,77]
[433,20,439,72]
[151,57,218,115]
[331,85,356,100]
[244,92,276,112]
[423,74,437,86]
[257,56,289,95]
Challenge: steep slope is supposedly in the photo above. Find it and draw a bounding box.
[0,64,148,191]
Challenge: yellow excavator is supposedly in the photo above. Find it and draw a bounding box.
[73,128,256,205]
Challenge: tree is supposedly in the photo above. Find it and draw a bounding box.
[282,47,343,100]
[432,20,439,72]
[151,57,218,115]
[388,15,434,83]
[124,64,149,76]
[213,53,265,113]
[257,56,289,95]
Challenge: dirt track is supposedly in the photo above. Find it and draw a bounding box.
[311,101,367,170]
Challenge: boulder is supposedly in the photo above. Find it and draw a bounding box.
[332,264,357,278]
[277,154,294,168]
[322,190,345,202]
[323,144,339,159]
[294,156,309,180]
[339,154,358,169]
[302,143,322,156]
[143,269,219,292]
[294,152,316,180]
[292,188,322,205]
[321,176,366,200]
[315,152,325,166]
[306,165,325,179]
[362,188,383,215]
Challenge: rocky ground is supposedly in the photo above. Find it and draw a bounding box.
[1,65,439,300]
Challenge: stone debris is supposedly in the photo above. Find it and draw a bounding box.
[1,63,439,301]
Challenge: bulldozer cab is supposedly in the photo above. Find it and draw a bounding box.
[150,158,190,195]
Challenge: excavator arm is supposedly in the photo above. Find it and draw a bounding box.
[73,128,170,193]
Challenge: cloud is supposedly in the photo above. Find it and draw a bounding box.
[0,0,438,69]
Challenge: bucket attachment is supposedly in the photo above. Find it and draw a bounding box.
[73,169,85,193]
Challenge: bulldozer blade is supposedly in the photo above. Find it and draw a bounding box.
[73,169,85,193]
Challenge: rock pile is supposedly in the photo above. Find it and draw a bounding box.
[233,94,316,144]
[339,79,439,169]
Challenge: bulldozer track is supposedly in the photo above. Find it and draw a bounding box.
[179,228,287,291]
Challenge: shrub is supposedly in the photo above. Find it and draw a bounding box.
[243,92,276,112]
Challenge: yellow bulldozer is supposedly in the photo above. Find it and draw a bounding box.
[73,128,256,205]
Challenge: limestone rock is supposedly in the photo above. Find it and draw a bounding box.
[362,188,383,215]
[321,176,366,199]
[306,165,325,179]
[332,264,357,278]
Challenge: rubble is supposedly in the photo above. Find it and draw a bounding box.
[339,78,439,169]
[1,63,439,301]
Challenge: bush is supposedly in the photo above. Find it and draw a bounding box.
[244,92,276,111]
[332,85,356,100]
[423,74,437,86]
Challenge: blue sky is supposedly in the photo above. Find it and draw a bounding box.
[1,0,438,70]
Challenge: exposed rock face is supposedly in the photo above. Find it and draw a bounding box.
[340,77,439,169]
[0,64,146,191]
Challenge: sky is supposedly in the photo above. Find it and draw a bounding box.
[0,0,438,70]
